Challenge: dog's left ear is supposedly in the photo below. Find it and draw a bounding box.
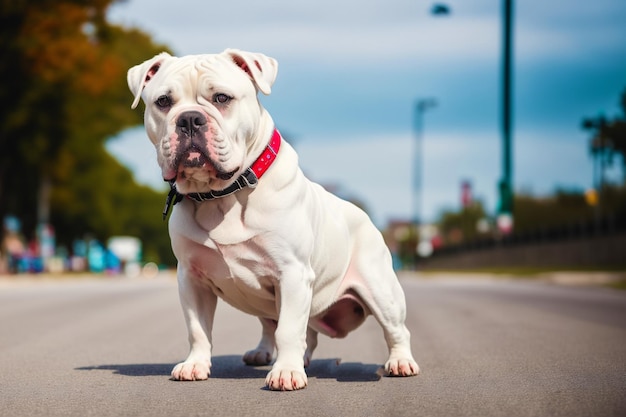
[127,52,173,109]
[225,49,278,95]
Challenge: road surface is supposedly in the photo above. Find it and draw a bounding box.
[0,272,625,417]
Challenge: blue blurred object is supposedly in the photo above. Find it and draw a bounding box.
[3,216,21,233]
[105,250,121,273]
[88,240,105,272]
[73,239,87,257]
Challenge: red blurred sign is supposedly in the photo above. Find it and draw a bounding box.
[461,180,472,208]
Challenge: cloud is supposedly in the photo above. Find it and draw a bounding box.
[297,127,594,225]
[108,0,498,64]
[106,0,624,227]
[514,128,593,194]
[295,131,499,225]
[109,0,626,69]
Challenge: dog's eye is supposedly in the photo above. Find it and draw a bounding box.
[213,93,232,104]
[155,95,172,109]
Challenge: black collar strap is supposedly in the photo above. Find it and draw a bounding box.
[162,129,281,220]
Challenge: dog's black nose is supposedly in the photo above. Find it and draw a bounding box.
[176,111,207,136]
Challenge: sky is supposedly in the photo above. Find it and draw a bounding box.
[106,0,626,227]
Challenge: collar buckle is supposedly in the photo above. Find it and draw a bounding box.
[162,180,183,220]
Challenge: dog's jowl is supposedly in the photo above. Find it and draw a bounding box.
[128,49,419,391]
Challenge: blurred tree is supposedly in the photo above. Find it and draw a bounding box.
[0,0,175,264]
[430,186,624,250]
[582,87,626,188]
[437,200,488,245]
[513,189,594,235]
[603,89,626,182]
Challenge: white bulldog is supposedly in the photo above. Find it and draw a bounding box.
[127,49,419,391]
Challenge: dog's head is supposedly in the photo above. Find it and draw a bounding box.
[127,49,278,194]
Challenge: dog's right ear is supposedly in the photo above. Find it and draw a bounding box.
[127,52,172,109]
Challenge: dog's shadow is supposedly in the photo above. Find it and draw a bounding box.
[76,355,382,383]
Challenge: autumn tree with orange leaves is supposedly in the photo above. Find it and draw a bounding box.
[0,0,175,264]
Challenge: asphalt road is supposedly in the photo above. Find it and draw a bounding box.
[1,272,625,417]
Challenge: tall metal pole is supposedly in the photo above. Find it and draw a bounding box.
[412,99,437,267]
[498,0,514,231]
[413,99,437,227]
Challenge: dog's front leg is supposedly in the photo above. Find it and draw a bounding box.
[265,268,313,391]
[171,269,217,381]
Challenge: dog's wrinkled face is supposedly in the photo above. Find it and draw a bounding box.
[128,50,278,194]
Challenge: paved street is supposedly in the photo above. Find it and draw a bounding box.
[0,272,625,417]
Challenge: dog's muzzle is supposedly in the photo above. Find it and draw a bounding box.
[174,111,238,180]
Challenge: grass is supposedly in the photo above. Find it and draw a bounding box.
[607,280,626,290]
[411,266,626,290]
[417,266,625,276]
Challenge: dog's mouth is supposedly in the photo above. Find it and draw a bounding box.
[180,147,210,169]
[174,147,238,182]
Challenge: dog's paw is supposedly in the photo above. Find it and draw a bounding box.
[265,367,308,391]
[243,348,273,366]
[384,357,420,377]
[170,359,211,381]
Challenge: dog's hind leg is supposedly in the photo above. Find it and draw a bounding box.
[243,318,276,366]
[304,327,318,367]
[365,270,419,377]
[348,222,420,377]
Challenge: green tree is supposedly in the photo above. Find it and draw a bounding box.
[582,87,626,188]
[1,0,174,265]
[513,190,594,235]
[603,89,626,182]
[437,200,489,245]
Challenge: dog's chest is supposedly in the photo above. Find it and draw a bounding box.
[186,201,282,317]
[191,238,280,317]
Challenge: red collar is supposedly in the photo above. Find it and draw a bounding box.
[249,128,281,180]
[162,129,282,219]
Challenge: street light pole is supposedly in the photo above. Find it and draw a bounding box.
[413,98,437,230]
[411,2,450,229]
[497,0,514,232]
